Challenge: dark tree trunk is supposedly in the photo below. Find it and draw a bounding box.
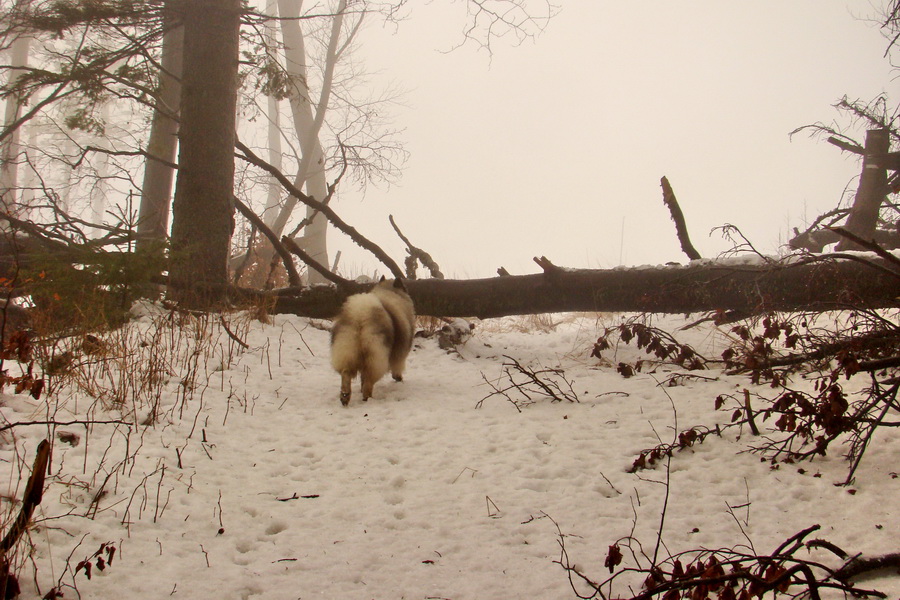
[266,257,900,319]
[837,128,891,251]
[168,0,240,308]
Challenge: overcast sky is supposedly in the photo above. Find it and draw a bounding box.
[327,1,897,279]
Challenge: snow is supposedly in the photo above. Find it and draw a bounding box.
[1,308,898,599]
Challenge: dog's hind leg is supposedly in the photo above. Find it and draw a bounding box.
[340,371,352,406]
[360,370,375,401]
[390,359,405,381]
[390,355,407,382]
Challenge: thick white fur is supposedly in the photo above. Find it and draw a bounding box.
[330,279,415,405]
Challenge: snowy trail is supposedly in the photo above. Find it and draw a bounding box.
[3,313,898,599]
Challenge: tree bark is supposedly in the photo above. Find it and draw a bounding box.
[169,0,240,308]
[266,256,900,319]
[836,128,891,251]
[136,9,183,256]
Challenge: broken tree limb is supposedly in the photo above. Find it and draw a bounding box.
[232,197,302,287]
[265,254,900,319]
[827,136,866,155]
[834,552,900,582]
[389,215,444,279]
[830,227,900,274]
[533,256,562,276]
[234,140,406,280]
[281,236,354,288]
[0,439,50,553]
[789,227,900,253]
[660,176,702,261]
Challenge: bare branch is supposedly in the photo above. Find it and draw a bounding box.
[235,139,405,280]
[232,196,302,287]
[281,234,355,288]
[389,214,444,279]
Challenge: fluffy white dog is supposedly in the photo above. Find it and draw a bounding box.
[330,278,415,405]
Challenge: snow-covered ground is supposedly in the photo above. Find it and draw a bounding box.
[1,307,897,599]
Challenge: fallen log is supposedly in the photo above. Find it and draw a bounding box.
[267,254,900,319]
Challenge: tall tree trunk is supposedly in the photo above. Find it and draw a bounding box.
[837,128,891,251]
[263,97,284,225]
[169,0,240,308]
[0,33,31,220]
[136,11,183,256]
[269,0,347,284]
[261,0,284,228]
[245,0,286,289]
[89,102,111,237]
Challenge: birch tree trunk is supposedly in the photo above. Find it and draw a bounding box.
[270,0,349,284]
[261,0,284,228]
[245,0,286,288]
[169,0,240,308]
[136,12,183,256]
[263,94,284,225]
[0,33,31,219]
[89,102,110,235]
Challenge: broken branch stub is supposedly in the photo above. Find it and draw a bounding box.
[660,176,702,261]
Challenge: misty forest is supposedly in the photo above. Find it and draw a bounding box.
[0,1,899,599]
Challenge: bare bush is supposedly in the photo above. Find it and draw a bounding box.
[478,355,578,411]
[594,309,900,484]
[0,298,260,595]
